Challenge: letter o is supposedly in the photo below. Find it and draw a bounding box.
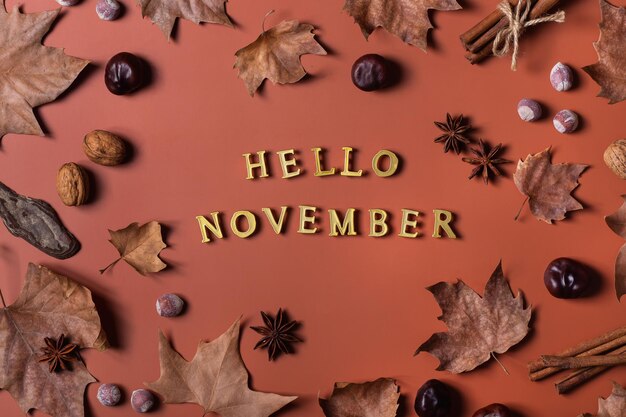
[230,211,257,238]
[372,150,399,177]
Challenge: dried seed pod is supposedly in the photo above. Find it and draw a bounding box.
[604,138,626,179]
[56,163,89,206]
[83,130,128,166]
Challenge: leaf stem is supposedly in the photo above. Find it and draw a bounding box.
[99,258,121,275]
[491,352,510,375]
[262,9,275,34]
[514,196,529,221]
[0,288,6,308]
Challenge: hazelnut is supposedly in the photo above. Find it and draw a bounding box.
[96,0,121,21]
[156,294,184,317]
[517,99,542,122]
[83,130,128,166]
[56,163,89,206]
[131,389,155,413]
[550,62,574,92]
[97,384,122,406]
[553,109,579,134]
[604,138,626,179]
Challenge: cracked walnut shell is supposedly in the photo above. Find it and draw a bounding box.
[83,130,127,166]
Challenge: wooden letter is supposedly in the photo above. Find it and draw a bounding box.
[243,151,269,179]
[398,209,421,238]
[311,147,336,177]
[230,211,257,238]
[276,149,301,179]
[298,205,318,234]
[369,209,389,237]
[432,209,457,238]
[372,150,399,177]
[328,208,357,236]
[262,207,289,234]
[196,212,224,243]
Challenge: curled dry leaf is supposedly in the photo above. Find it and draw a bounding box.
[583,0,626,104]
[513,148,588,223]
[145,319,296,417]
[100,221,167,275]
[0,0,89,139]
[319,378,400,417]
[0,264,108,417]
[579,382,626,417]
[137,0,233,40]
[343,0,461,51]
[234,20,326,96]
[415,261,531,373]
[605,195,626,300]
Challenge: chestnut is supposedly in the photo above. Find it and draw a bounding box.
[544,257,593,299]
[472,403,511,417]
[414,379,453,417]
[105,52,147,95]
[351,54,391,91]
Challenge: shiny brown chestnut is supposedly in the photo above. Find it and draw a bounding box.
[472,403,511,417]
[105,52,147,95]
[351,54,391,91]
[544,257,592,299]
[414,379,453,417]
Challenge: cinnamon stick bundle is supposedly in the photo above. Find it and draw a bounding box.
[527,325,626,394]
[460,0,563,65]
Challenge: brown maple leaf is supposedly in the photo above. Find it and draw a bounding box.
[415,261,531,374]
[137,0,233,40]
[234,19,326,96]
[0,1,89,139]
[343,0,462,51]
[513,148,588,224]
[0,264,108,417]
[319,378,399,417]
[100,221,167,275]
[579,382,626,417]
[583,0,626,104]
[145,319,297,417]
[605,195,626,300]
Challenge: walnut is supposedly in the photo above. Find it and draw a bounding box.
[604,139,626,180]
[56,163,89,206]
[83,130,127,166]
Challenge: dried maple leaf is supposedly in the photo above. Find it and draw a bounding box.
[579,382,626,417]
[583,0,626,104]
[100,221,167,275]
[0,1,89,139]
[234,19,326,96]
[513,148,588,224]
[343,0,461,51]
[0,264,108,417]
[137,0,233,40]
[319,378,399,417]
[145,319,296,417]
[415,261,531,374]
[605,195,626,300]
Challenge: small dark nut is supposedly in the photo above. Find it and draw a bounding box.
[97,383,122,406]
[351,54,391,91]
[131,389,155,413]
[472,403,512,417]
[56,163,89,206]
[83,130,127,166]
[105,52,147,95]
[156,293,184,317]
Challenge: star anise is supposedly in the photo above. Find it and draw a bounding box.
[434,113,471,154]
[38,334,79,373]
[250,309,302,361]
[462,139,511,184]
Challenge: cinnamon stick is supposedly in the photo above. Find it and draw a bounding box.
[466,0,528,53]
[555,344,626,394]
[541,354,626,369]
[459,0,520,47]
[528,325,626,374]
[465,0,564,65]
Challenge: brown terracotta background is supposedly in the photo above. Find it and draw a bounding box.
[1,0,625,415]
